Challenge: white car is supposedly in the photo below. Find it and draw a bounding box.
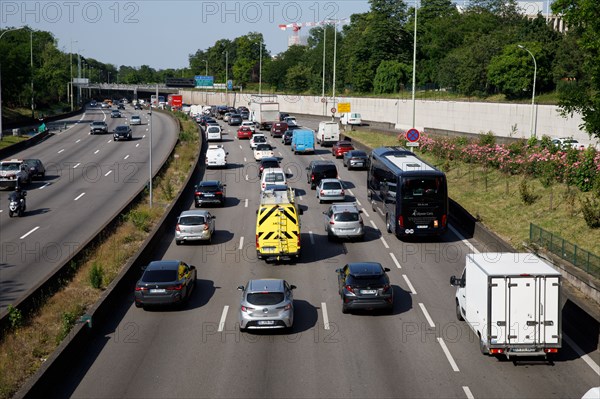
[551,137,584,150]
[316,178,345,203]
[241,121,256,133]
[250,134,267,149]
[130,115,142,125]
[260,168,287,191]
[284,116,297,126]
[206,125,222,141]
[254,143,274,161]
[206,145,228,168]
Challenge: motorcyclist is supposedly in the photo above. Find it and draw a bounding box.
[10,185,27,209]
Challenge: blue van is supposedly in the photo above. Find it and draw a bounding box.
[291,129,315,154]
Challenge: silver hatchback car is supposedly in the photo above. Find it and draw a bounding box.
[175,210,215,245]
[323,203,364,241]
[316,178,345,203]
[237,279,296,331]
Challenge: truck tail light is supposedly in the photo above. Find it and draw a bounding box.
[544,348,558,353]
[489,348,504,354]
[442,214,447,227]
[256,234,260,249]
[398,215,404,228]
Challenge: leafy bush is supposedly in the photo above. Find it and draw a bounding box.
[519,179,539,204]
[89,262,104,289]
[127,209,152,232]
[478,131,496,146]
[580,196,600,228]
[57,310,79,343]
[7,305,23,330]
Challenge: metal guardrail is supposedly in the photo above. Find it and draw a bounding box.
[530,223,600,278]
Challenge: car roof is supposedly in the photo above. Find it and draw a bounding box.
[198,180,221,186]
[146,260,182,271]
[115,125,130,129]
[262,167,285,174]
[320,178,342,184]
[347,262,385,277]
[347,150,367,155]
[330,203,360,212]
[311,160,336,166]
[131,115,141,118]
[260,157,279,163]
[179,210,210,217]
[247,279,285,292]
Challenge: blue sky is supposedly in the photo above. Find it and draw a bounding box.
[1,1,552,70]
[0,1,372,69]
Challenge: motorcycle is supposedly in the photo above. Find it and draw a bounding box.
[8,190,26,217]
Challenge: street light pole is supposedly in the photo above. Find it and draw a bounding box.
[204,60,208,76]
[224,50,228,98]
[518,44,537,138]
[70,40,77,111]
[0,26,25,141]
[332,20,337,110]
[411,1,418,131]
[322,26,326,116]
[259,40,262,95]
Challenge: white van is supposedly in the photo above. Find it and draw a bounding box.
[260,168,287,191]
[206,125,222,141]
[317,121,340,147]
[340,113,362,126]
[206,145,228,168]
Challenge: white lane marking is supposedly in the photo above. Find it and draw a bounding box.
[135,143,140,148]
[437,338,460,372]
[218,306,229,332]
[142,135,146,138]
[390,252,401,269]
[124,154,130,160]
[380,236,390,249]
[449,225,480,254]
[57,149,65,154]
[238,237,244,250]
[402,274,417,294]
[347,189,354,196]
[107,140,111,143]
[377,208,384,216]
[20,226,40,240]
[369,220,378,230]
[0,210,2,213]
[94,149,99,154]
[298,195,303,200]
[239,145,243,150]
[243,157,247,162]
[319,156,324,160]
[355,198,362,206]
[245,174,249,181]
[463,386,474,399]
[287,168,292,174]
[244,199,248,208]
[564,334,600,376]
[104,170,113,177]
[309,231,315,245]
[278,152,283,156]
[418,303,435,328]
[74,192,85,201]
[321,302,330,330]
[38,183,50,190]
[361,208,370,218]
[75,139,81,143]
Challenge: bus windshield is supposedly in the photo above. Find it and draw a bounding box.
[401,177,444,200]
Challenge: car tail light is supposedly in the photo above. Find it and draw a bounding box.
[382,284,391,293]
[297,235,301,247]
[168,284,183,291]
[489,348,504,354]
[195,191,202,196]
[262,182,266,189]
[442,214,447,227]
[283,303,292,311]
[340,189,345,195]
[398,215,404,228]
[544,348,558,353]
[320,190,325,196]
[215,191,222,195]
[330,219,335,225]
[175,224,181,232]
[311,174,315,181]
[345,285,354,294]
[241,305,254,312]
[135,286,147,291]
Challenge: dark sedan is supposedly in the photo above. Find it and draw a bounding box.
[229,114,243,126]
[194,180,226,207]
[337,262,393,314]
[23,159,45,179]
[342,150,368,170]
[134,260,196,309]
[113,125,132,141]
[282,130,294,145]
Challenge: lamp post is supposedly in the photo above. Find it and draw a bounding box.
[518,44,537,138]
[411,1,418,131]
[224,50,228,98]
[259,40,262,95]
[0,26,25,141]
[322,25,327,117]
[70,40,77,111]
[203,60,208,76]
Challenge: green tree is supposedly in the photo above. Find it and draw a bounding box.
[552,0,600,139]
[373,60,411,93]
[285,64,313,92]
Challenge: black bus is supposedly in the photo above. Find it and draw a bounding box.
[367,147,448,238]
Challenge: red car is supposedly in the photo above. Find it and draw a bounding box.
[270,122,288,138]
[237,126,253,139]
[332,141,355,158]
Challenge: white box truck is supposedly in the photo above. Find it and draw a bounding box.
[450,252,561,359]
[317,121,340,147]
[250,95,279,130]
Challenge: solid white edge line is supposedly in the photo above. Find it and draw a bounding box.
[20,226,40,240]
[402,274,417,295]
[218,305,229,332]
[309,231,315,245]
[380,236,390,249]
[74,193,85,201]
[355,199,362,206]
[564,333,600,376]
[462,386,474,399]
[449,225,480,255]
[418,302,436,328]
[347,189,354,196]
[104,170,112,177]
[369,220,378,229]
[238,237,244,250]
[244,199,248,208]
[361,208,370,218]
[437,338,460,372]
[38,183,50,190]
[321,302,330,330]
[390,252,401,269]
[377,208,384,216]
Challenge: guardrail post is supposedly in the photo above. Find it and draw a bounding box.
[574,245,578,267]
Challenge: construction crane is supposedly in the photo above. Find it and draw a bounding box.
[278,18,349,47]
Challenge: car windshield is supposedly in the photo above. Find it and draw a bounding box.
[198,184,219,192]
[256,144,272,151]
[265,173,284,183]
[92,122,105,126]
[246,292,285,305]
[401,177,444,200]
[338,142,352,147]
[351,151,367,157]
[0,163,19,171]
[208,127,220,132]
[254,136,266,143]
[116,127,129,132]
[262,161,279,168]
[179,216,206,225]
[334,212,359,222]
[142,269,177,283]
[132,116,140,120]
[349,276,385,287]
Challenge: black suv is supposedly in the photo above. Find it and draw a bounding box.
[282,130,294,145]
[259,157,280,177]
[306,160,338,189]
[113,125,132,141]
[194,180,226,207]
[336,262,393,314]
[90,121,108,135]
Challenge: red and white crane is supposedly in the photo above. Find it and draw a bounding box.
[278,18,349,46]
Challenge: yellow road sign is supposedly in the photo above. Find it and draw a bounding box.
[337,102,351,113]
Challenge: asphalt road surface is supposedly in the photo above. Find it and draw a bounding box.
[46,115,600,398]
[0,105,178,310]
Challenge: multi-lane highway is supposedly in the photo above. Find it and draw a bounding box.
[0,105,178,310]
[43,116,599,398]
